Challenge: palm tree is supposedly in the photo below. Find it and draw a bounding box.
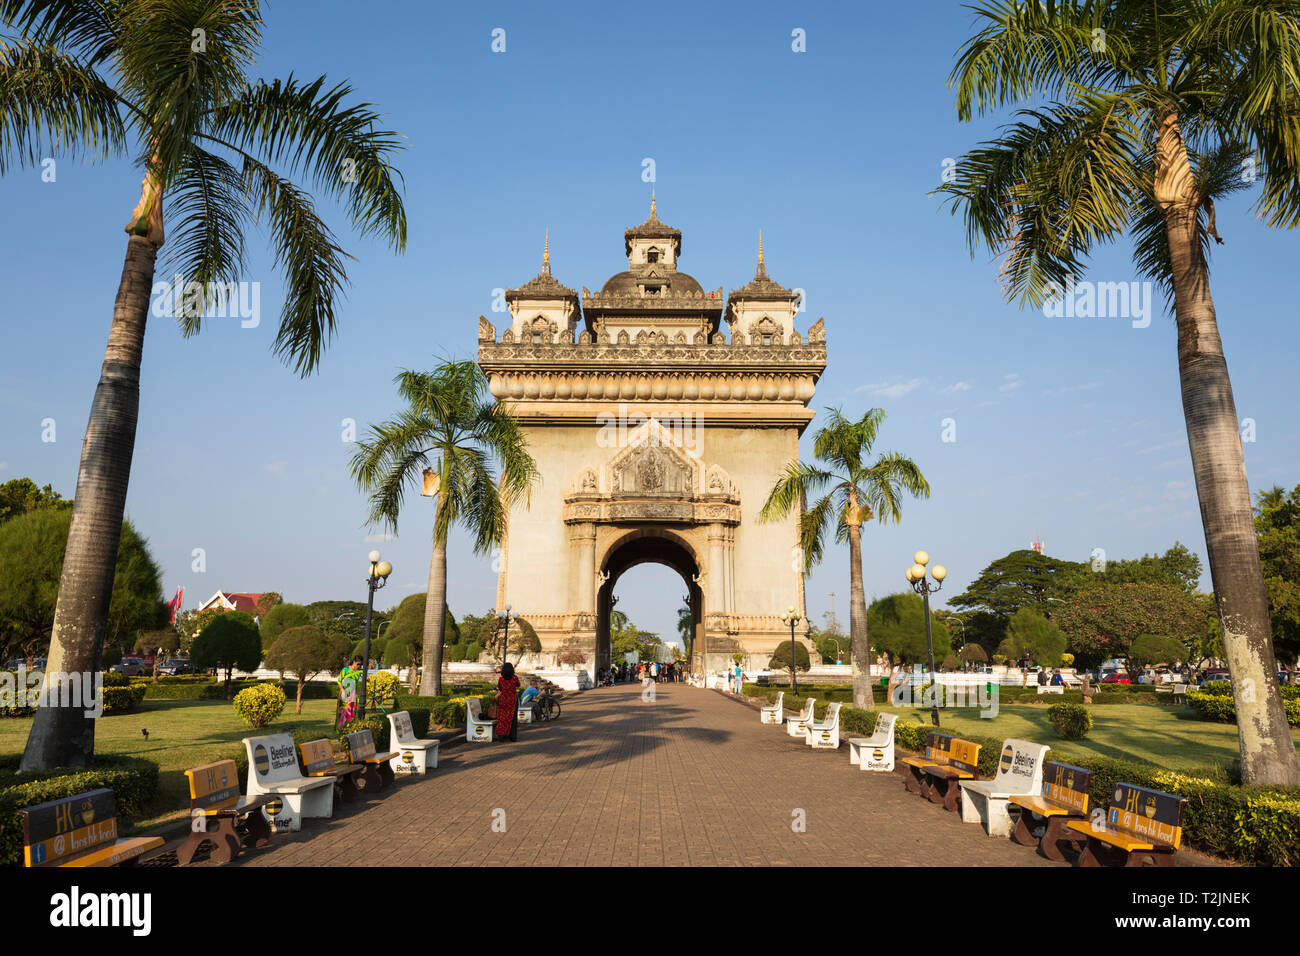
[350,361,538,697]
[4,1,407,771]
[759,408,931,710]
[677,597,694,662]
[936,0,1300,784]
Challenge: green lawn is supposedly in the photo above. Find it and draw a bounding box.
[875,701,1300,773]
[0,698,339,825]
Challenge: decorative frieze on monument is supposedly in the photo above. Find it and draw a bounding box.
[478,197,825,677]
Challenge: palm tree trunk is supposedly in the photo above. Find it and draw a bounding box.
[419,525,448,697]
[846,506,875,711]
[20,235,158,771]
[1157,112,1300,786]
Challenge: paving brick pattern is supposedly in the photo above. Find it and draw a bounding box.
[216,681,1070,867]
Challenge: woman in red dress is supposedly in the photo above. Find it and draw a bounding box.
[496,662,520,741]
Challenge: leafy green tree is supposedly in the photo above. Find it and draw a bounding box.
[959,643,989,667]
[951,550,1088,619]
[5,0,408,772]
[350,360,539,695]
[134,628,178,681]
[385,594,457,691]
[1100,543,1202,592]
[769,641,811,679]
[259,603,310,655]
[677,598,694,663]
[1256,485,1300,666]
[936,0,1300,785]
[760,407,930,710]
[866,593,951,670]
[0,478,68,522]
[190,611,262,695]
[998,608,1067,671]
[1053,583,1209,673]
[266,624,348,713]
[1128,634,1192,673]
[0,508,163,664]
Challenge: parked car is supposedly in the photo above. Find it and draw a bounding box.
[110,658,149,677]
[1099,670,1131,684]
[158,658,194,676]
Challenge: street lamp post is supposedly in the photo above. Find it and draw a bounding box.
[358,550,392,719]
[905,551,947,727]
[496,605,515,664]
[778,605,802,696]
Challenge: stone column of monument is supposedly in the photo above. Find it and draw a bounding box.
[477,199,826,686]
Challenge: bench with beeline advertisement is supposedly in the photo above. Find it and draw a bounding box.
[20,788,163,867]
[1067,782,1187,867]
[1008,760,1094,861]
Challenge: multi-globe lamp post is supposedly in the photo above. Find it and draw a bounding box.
[905,551,946,727]
[778,605,802,696]
[358,550,392,718]
[497,605,516,659]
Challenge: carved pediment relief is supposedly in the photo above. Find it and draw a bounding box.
[479,315,496,342]
[570,467,599,495]
[611,444,694,496]
[705,464,738,499]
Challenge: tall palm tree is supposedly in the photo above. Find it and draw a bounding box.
[760,408,931,710]
[936,0,1300,784]
[677,597,694,662]
[350,361,538,697]
[3,1,407,771]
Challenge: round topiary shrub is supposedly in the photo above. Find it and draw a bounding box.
[1048,702,1092,739]
[233,682,286,728]
[366,671,401,707]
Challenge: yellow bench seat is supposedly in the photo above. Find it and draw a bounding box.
[1008,794,1071,817]
[1065,819,1154,852]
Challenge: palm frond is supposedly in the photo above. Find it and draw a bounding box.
[207,74,406,249]
[0,40,125,173]
[240,155,351,376]
[950,0,1132,121]
[164,144,248,335]
[758,460,836,523]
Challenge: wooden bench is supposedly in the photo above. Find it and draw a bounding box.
[921,737,981,811]
[343,729,399,791]
[759,691,784,725]
[299,738,366,802]
[1009,761,1094,861]
[804,702,842,749]
[847,713,897,771]
[466,697,495,743]
[898,731,953,793]
[21,788,164,867]
[1067,782,1187,867]
[243,732,335,832]
[387,710,440,775]
[958,738,1049,836]
[784,698,816,738]
[178,759,274,865]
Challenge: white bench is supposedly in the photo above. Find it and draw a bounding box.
[785,698,816,738]
[465,697,494,743]
[847,712,897,771]
[958,737,1050,837]
[759,691,785,725]
[805,702,842,749]
[1036,685,1064,694]
[387,711,440,775]
[243,732,335,832]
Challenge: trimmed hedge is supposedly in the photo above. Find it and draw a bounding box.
[102,684,147,714]
[0,755,159,867]
[1187,683,1300,727]
[1048,702,1092,739]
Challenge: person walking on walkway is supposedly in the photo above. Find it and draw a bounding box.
[496,662,521,742]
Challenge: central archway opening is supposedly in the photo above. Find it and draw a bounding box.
[596,529,702,676]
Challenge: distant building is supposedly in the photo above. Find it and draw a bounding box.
[196,591,275,623]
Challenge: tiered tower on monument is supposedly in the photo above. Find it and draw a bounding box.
[477,198,827,679]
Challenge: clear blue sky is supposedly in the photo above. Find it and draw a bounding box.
[1,1,1296,648]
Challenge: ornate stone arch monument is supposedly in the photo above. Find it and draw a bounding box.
[477,199,827,679]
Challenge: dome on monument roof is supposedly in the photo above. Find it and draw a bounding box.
[600,270,704,296]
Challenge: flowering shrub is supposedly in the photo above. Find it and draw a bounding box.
[233,682,286,728]
[366,671,401,707]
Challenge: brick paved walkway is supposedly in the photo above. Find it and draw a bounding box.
[214,681,1072,867]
